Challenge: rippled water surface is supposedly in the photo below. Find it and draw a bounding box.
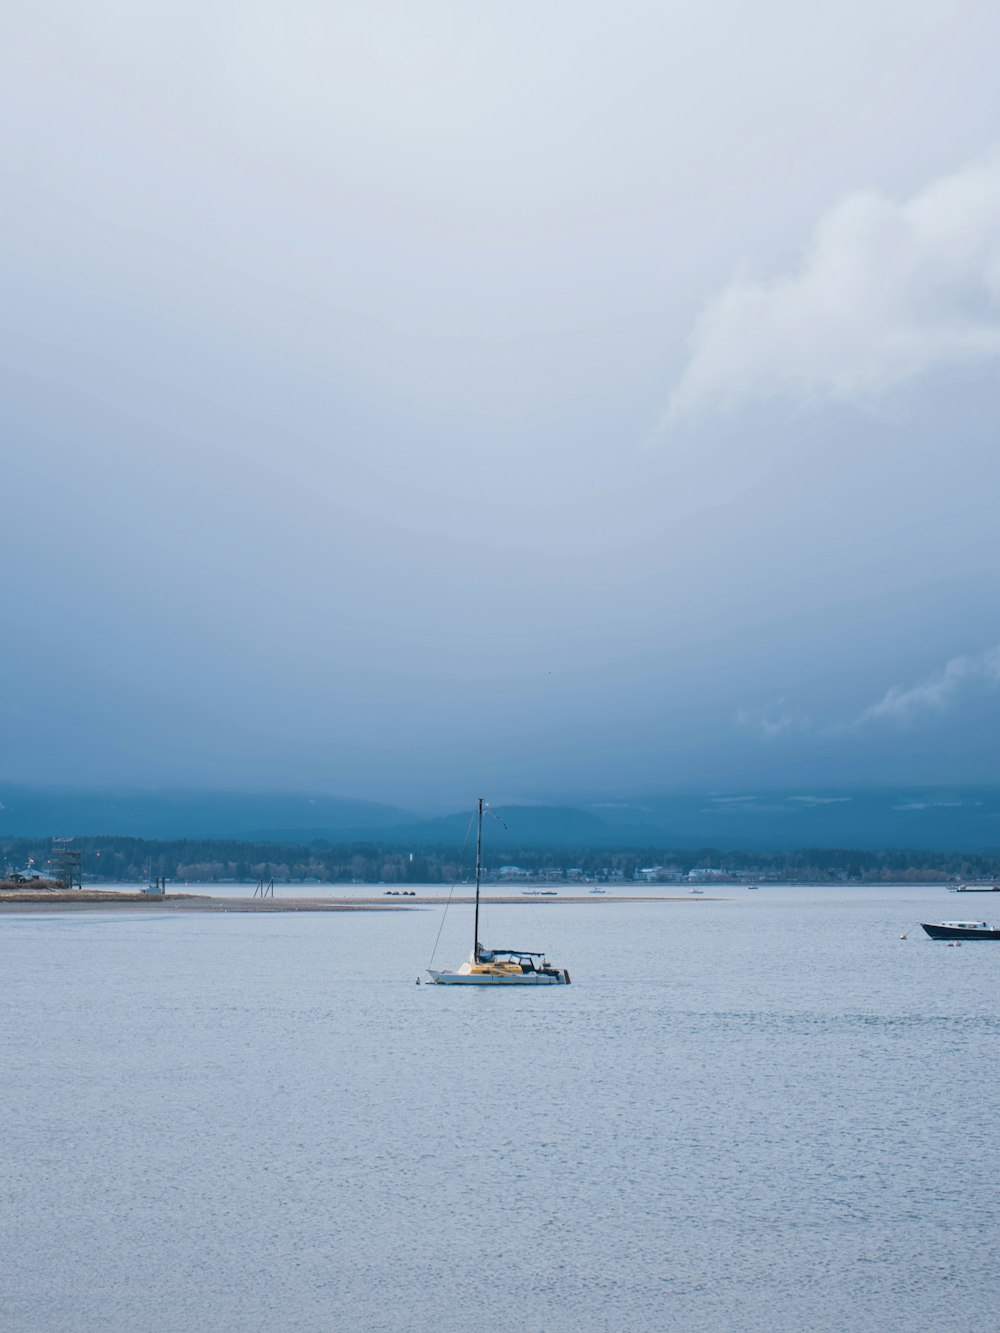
[4,885,998,1332]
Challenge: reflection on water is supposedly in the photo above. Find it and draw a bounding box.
[3,885,998,1332]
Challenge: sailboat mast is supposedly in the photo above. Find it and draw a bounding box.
[473,797,483,960]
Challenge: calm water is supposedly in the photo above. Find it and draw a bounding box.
[3,885,998,1332]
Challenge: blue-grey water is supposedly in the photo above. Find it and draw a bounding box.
[3,884,998,1332]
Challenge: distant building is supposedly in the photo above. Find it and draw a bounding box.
[498,865,531,880]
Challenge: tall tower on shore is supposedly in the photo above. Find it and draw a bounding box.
[50,838,82,890]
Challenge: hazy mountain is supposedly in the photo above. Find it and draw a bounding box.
[0,786,414,841]
[580,791,1000,852]
[4,784,1000,851]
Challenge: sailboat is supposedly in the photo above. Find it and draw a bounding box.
[426,799,572,985]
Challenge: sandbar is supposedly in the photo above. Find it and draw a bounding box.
[0,890,716,913]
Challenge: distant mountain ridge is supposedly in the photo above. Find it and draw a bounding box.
[4,783,1000,851]
[0,786,414,841]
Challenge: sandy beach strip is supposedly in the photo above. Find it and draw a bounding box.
[0,892,413,913]
[0,890,717,913]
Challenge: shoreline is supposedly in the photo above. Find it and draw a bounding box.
[0,890,717,913]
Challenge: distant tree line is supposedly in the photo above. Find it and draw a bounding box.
[3,834,1000,885]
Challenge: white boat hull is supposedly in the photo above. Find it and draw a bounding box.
[426,969,570,986]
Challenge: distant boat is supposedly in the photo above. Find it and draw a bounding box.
[920,920,1000,940]
[747,885,760,891]
[427,800,571,985]
[689,888,704,895]
[588,888,607,894]
[949,885,1000,893]
[521,889,558,896]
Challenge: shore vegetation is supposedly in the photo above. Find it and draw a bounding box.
[3,835,999,887]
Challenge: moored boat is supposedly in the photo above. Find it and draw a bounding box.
[920,920,1000,940]
[427,799,571,985]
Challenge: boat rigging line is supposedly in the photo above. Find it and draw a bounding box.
[427,808,477,970]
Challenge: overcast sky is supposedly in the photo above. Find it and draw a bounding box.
[4,1,1000,805]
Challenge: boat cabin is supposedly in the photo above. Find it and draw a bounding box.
[478,948,550,972]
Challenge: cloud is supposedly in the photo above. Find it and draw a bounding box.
[700,801,791,816]
[893,799,964,811]
[667,153,1000,417]
[736,702,808,740]
[787,795,851,805]
[859,645,1000,725]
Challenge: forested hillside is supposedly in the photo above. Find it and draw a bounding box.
[3,834,998,886]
